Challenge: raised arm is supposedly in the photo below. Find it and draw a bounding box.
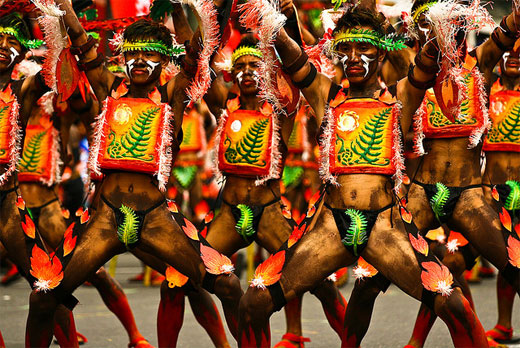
[476,5,520,85]
[397,41,439,136]
[171,3,194,45]
[274,28,331,123]
[55,0,115,100]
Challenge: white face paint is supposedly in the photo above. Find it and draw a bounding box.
[503,52,510,67]
[236,71,244,84]
[340,55,349,75]
[145,60,160,77]
[418,25,429,41]
[8,47,19,68]
[251,70,260,88]
[125,59,135,78]
[360,54,375,78]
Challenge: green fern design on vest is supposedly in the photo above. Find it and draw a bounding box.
[287,120,300,148]
[235,204,255,241]
[117,205,139,248]
[18,131,46,173]
[505,180,520,212]
[342,209,368,256]
[431,182,450,221]
[108,106,160,161]
[181,121,193,147]
[337,108,391,167]
[488,101,520,144]
[224,118,269,166]
[0,105,9,158]
[172,165,198,189]
[282,166,304,188]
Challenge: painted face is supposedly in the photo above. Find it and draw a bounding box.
[0,32,24,72]
[232,55,261,95]
[123,49,165,85]
[416,13,432,47]
[334,26,382,85]
[500,44,520,78]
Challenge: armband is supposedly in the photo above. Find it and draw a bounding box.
[283,50,309,75]
[414,53,439,75]
[491,28,514,52]
[77,53,104,71]
[408,64,436,90]
[293,63,317,89]
[70,35,97,56]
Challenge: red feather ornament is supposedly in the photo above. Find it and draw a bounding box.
[200,244,234,275]
[30,245,64,292]
[250,250,285,289]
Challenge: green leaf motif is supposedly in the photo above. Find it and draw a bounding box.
[488,101,520,144]
[0,105,9,158]
[336,108,391,167]
[431,182,450,221]
[282,166,304,188]
[505,180,520,212]
[287,120,300,148]
[18,131,47,173]
[172,166,198,189]
[342,209,368,256]
[181,121,193,147]
[108,106,160,161]
[150,0,174,21]
[224,118,269,166]
[117,205,139,248]
[235,204,255,241]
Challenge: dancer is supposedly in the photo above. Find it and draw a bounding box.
[237,3,489,347]
[25,1,244,346]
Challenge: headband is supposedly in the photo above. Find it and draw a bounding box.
[231,45,263,65]
[332,28,407,52]
[0,26,43,49]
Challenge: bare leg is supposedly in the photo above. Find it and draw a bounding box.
[157,281,185,348]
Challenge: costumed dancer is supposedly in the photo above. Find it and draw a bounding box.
[238,3,489,347]
[482,42,520,345]
[25,0,244,346]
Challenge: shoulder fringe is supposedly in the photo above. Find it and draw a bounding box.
[238,0,287,115]
[211,109,229,184]
[301,112,311,161]
[174,0,220,105]
[155,104,174,191]
[87,98,110,178]
[318,105,339,186]
[413,97,427,156]
[255,112,282,185]
[391,102,405,194]
[468,67,490,148]
[0,97,21,186]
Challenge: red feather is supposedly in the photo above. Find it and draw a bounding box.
[63,223,77,257]
[500,207,512,232]
[492,186,499,201]
[507,236,520,268]
[250,250,285,289]
[401,206,412,224]
[75,207,83,216]
[56,48,79,101]
[306,205,316,218]
[200,244,234,275]
[30,245,63,292]
[409,233,428,256]
[80,208,89,224]
[167,200,179,213]
[420,261,453,296]
[148,88,162,105]
[182,218,199,241]
[165,266,189,288]
[287,224,306,248]
[204,211,214,224]
[16,196,25,210]
[22,215,35,239]
[61,208,70,219]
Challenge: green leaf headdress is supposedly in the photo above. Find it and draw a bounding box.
[0,26,44,49]
[110,31,185,59]
[412,2,438,24]
[332,28,408,52]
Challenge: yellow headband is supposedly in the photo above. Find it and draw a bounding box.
[412,2,437,24]
[231,46,263,66]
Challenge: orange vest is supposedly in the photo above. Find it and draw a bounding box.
[0,84,22,185]
[320,88,403,186]
[179,107,205,154]
[413,56,489,154]
[216,97,281,183]
[89,86,174,191]
[483,81,520,152]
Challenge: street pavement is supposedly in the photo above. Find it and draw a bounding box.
[1,253,519,347]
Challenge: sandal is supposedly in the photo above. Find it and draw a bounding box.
[128,337,155,348]
[487,337,508,348]
[273,333,311,348]
[487,325,514,342]
[77,332,88,345]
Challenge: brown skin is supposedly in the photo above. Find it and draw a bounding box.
[25,1,243,346]
[237,18,489,347]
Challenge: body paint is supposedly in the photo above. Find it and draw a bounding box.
[503,52,510,66]
[236,71,244,84]
[340,55,349,76]
[8,47,19,68]
[361,55,375,78]
[145,60,160,77]
[125,59,135,78]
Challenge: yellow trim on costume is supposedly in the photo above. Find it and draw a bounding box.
[412,2,437,23]
[231,46,263,65]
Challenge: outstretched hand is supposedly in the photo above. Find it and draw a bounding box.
[280,0,295,18]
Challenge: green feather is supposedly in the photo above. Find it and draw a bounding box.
[282,166,304,189]
[342,209,368,256]
[505,180,520,212]
[117,205,139,248]
[172,166,198,189]
[431,183,450,221]
[235,204,255,241]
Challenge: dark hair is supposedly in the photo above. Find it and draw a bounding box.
[236,33,259,49]
[0,12,32,48]
[124,19,173,48]
[333,8,385,37]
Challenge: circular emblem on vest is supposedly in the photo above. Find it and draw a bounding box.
[114,104,132,125]
[231,120,242,132]
[337,110,359,132]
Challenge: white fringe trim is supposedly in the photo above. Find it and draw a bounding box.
[391,102,405,194]
[87,98,109,178]
[468,67,490,149]
[0,97,21,186]
[40,127,62,186]
[318,105,338,186]
[155,104,174,192]
[413,97,427,156]
[211,109,229,184]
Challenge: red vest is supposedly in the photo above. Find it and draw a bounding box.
[0,84,22,185]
